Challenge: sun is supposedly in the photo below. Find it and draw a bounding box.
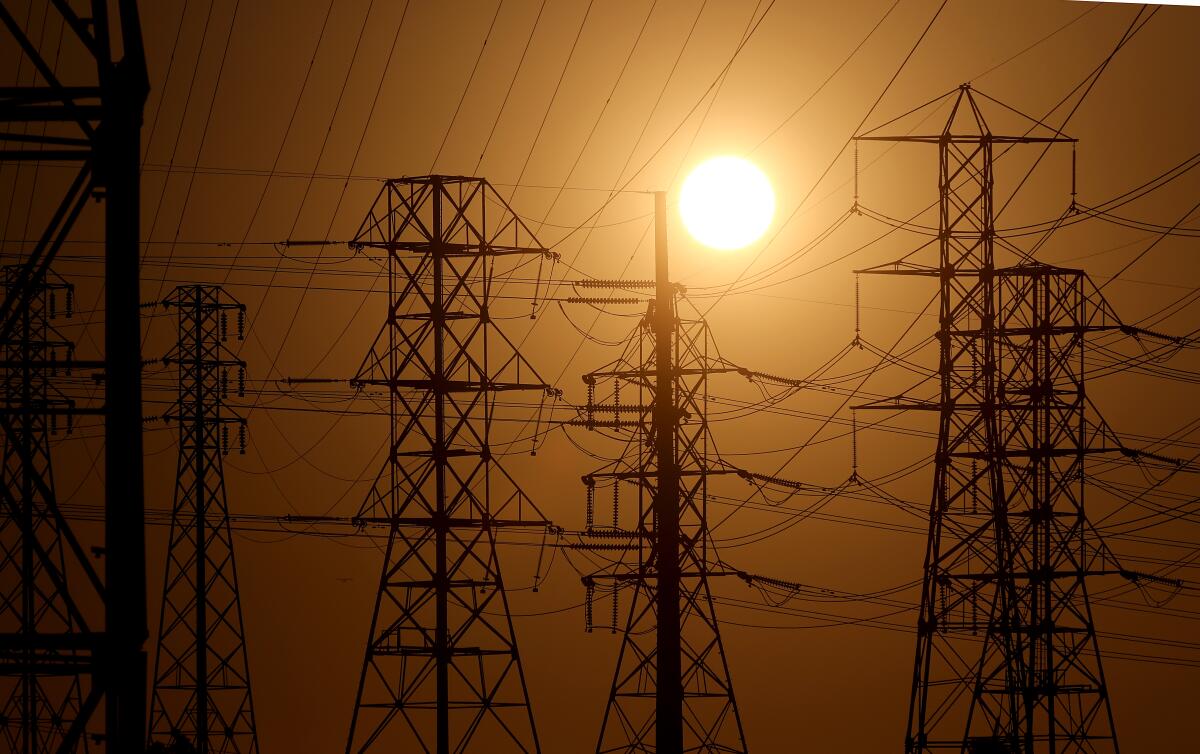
[679,156,775,251]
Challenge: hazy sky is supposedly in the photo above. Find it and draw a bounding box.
[4,0,1200,751]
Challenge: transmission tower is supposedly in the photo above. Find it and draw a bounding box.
[855,84,1129,753]
[0,3,150,751]
[149,286,257,754]
[0,269,91,753]
[577,193,746,754]
[344,176,557,754]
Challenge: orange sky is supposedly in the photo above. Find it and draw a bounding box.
[3,0,1200,751]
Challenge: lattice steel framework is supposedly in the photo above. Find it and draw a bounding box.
[150,286,257,754]
[856,85,1126,753]
[579,194,745,754]
[345,176,556,754]
[0,3,148,751]
[0,269,90,753]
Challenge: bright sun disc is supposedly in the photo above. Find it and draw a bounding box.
[679,156,774,251]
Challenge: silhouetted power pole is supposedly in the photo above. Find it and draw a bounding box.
[150,286,257,754]
[0,3,149,751]
[856,85,1127,753]
[0,269,91,752]
[578,193,746,754]
[345,176,556,754]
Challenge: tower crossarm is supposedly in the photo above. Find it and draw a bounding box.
[353,241,554,259]
[853,398,941,411]
[350,378,553,393]
[354,516,549,528]
[854,134,1074,145]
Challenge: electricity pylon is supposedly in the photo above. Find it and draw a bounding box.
[0,269,90,752]
[577,193,746,754]
[345,176,557,754]
[855,85,1127,753]
[150,286,258,754]
[0,3,150,750]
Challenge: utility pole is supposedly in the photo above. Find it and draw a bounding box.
[344,176,556,754]
[652,191,683,753]
[578,193,746,754]
[150,286,258,754]
[855,84,1126,753]
[0,3,148,752]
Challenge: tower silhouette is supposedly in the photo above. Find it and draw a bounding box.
[0,3,150,749]
[855,85,1127,753]
[150,285,258,754]
[578,194,746,754]
[0,269,90,753]
[345,176,556,754]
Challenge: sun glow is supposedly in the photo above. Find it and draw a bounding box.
[679,156,775,251]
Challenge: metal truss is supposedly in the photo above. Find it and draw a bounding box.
[0,2,148,751]
[578,194,746,754]
[345,176,557,754]
[149,286,258,754]
[0,269,93,753]
[856,85,1125,754]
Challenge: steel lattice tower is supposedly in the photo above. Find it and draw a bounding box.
[0,3,150,751]
[345,176,556,754]
[856,85,1127,753]
[150,286,258,754]
[579,194,746,754]
[0,269,90,753]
